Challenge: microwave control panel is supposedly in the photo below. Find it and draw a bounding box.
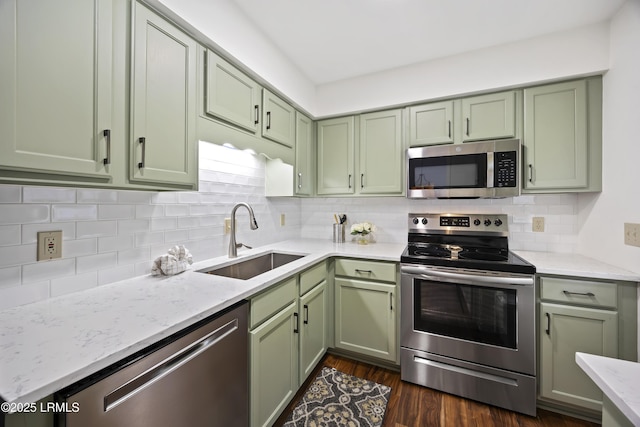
[494,151,517,187]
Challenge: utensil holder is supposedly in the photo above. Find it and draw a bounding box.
[333,224,345,243]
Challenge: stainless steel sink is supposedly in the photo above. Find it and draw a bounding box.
[198,252,305,280]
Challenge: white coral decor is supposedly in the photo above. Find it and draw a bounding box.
[350,221,374,235]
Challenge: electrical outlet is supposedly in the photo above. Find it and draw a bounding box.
[532,217,545,232]
[280,214,286,227]
[37,230,62,261]
[624,223,640,247]
[224,218,231,234]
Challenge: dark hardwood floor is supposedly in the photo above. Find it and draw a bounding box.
[275,353,599,427]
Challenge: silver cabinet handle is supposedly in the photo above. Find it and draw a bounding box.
[562,290,595,297]
[298,172,302,189]
[448,120,452,139]
[138,137,146,169]
[348,174,352,189]
[103,129,111,165]
[466,118,470,136]
[254,105,259,124]
[355,269,373,274]
[528,164,533,183]
[361,173,364,189]
[104,318,239,411]
[266,111,271,130]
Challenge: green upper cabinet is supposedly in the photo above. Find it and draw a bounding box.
[262,89,296,148]
[523,78,602,193]
[295,112,314,196]
[0,0,120,184]
[461,91,517,142]
[317,116,356,195]
[317,110,404,197]
[205,50,260,134]
[359,110,404,195]
[130,2,198,188]
[409,101,455,146]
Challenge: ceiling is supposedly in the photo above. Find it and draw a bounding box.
[229,0,625,85]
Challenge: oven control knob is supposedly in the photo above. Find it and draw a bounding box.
[494,219,503,227]
[473,219,481,226]
[422,218,428,225]
[484,219,492,226]
[412,218,419,225]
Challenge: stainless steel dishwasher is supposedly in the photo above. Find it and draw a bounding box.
[56,301,248,427]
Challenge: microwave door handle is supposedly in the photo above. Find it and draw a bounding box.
[401,266,533,286]
[486,152,494,188]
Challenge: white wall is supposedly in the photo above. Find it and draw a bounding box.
[0,142,301,310]
[314,22,610,117]
[577,0,640,273]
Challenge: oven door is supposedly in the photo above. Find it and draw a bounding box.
[400,264,535,375]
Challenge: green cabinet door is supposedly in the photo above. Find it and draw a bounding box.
[523,80,588,190]
[262,89,295,148]
[317,117,355,195]
[335,278,396,362]
[250,300,299,427]
[359,110,404,195]
[409,101,454,146]
[0,0,117,181]
[539,302,618,412]
[295,112,314,196]
[299,280,328,383]
[461,91,516,142]
[205,50,260,134]
[130,2,198,188]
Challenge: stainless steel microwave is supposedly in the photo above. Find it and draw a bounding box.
[407,139,521,199]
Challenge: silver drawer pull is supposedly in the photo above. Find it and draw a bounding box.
[355,269,373,274]
[562,290,595,297]
[103,129,111,165]
[138,137,146,169]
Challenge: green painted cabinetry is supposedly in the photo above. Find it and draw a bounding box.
[262,89,296,148]
[538,275,637,417]
[317,110,404,196]
[334,258,398,363]
[295,112,315,196]
[523,77,602,193]
[205,50,261,134]
[130,2,198,188]
[409,101,455,146]
[249,262,328,427]
[317,117,356,195]
[0,0,120,185]
[461,91,517,142]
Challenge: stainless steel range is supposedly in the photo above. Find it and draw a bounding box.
[400,213,537,416]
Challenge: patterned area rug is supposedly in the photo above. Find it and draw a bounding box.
[283,367,391,427]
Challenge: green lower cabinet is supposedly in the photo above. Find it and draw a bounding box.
[539,302,618,412]
[250,300,299,427]
[299,280,329,382]
[334,278,397,363]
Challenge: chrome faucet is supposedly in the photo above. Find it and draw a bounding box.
[229,202,259,258]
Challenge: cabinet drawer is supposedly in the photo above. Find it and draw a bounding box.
[299,261,326,296]
[540,276,617,309]
[335,258,396,283]
[250,277,297,329]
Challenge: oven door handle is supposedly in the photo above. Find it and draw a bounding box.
[401,266,534,286]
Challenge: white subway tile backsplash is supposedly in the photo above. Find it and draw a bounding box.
[51,272,98,297]
[0,205,50,224]
[77,221,118,238]
[22,259,76,284]
[118,247,150,265]
[136,205,165,218]
[77,189,118,204]
[135,231,165,247]
[98,235,134,253]
[76,252,118,273]
[164,229,190,243]
[99,204,135,220]
[0,282,49,310]
[21,222,76,244]
[0,267,21,288]
[165,204,190,217]
[0,225,21,246]
[64,238,98,258]
[52,204,97,222]
[0,244,37,268]
[118,219,150,235]
[23,187,76,203]
[98,264,136,286]
[118,191,152,204]
[150,217,177,231]
[0,185,22,203]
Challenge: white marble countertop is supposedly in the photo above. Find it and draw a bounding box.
[2,240,638,406]
[514,251,640,282]
[0,239,404,405]
[576,352,640,425]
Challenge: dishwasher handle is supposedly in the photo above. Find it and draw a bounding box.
[104,317,239,412]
